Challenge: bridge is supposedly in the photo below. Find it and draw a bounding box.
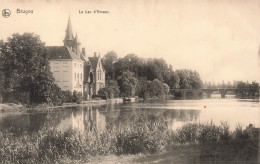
[169,88,252,98]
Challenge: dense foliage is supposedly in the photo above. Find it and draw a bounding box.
[98,80,120,99]
[0,120,258,163]
[63,91,83,104]
[135,78,170,99]
[0,33,64,105]
[102,52,203,98]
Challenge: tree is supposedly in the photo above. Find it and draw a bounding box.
[176,70,190,89]
[102,51,118,80]
[123,54,145,77]
[150,79,165,97]
[163,83,170,97]
[146,58,164,81]
[98,80,120,99]
[168,71,180,89]
[189,70,203,89]
[175,69,202,89]
[135,77,149,98]
[118,70,137,97]
[0,33,63,105]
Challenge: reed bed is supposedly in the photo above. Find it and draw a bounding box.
[0,119,258,163]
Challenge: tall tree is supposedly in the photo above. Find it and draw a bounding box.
[0,33,63,104]
[117,70,137,97]
[102,51,118,80]
[168,71,180,89]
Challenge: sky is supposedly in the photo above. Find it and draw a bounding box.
[0,0,260,83]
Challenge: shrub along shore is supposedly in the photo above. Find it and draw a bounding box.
[0,119,258,163]
[0,99,108,112]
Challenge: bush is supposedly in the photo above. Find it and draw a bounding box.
[72,91,82,104]
[174,123,200,144]
[63,90,74,103]
[99,80,120,99]
[47,84,65,106]
[116,120,170,154]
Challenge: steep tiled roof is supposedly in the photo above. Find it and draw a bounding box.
[47,46,83,61]
[88,56,99,68]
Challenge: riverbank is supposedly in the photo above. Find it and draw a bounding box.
[0,119,258,163]
[0,98,124,112]
[0,103,27,112]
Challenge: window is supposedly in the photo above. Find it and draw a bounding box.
[63,71,69,82]
[63,63,68,67]
[74,73,76,81]
[54,63,59,68]
[80,64,82,68]
[77,73,79,84]
[80,74,82,82]
[74,63,76,67]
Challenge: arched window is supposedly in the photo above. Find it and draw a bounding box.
[98,70,101,80]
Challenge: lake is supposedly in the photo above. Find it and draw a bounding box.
[0,98,259,135]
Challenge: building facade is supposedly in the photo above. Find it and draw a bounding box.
[48,47,84,93]
[88,53,106,95]
[47,16,105,98]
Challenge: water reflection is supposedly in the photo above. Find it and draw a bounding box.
[0,113,48,135]
[57,106,106,133]
[0,99,259,135]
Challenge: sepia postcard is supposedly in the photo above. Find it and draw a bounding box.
[0,0,259,163]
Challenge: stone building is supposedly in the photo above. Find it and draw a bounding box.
[84,53,106,98]
[47,16,105,99]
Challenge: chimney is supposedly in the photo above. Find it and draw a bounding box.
[82,47,86,57]
[94,52,97,57]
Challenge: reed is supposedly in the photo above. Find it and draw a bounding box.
[0,119,258,163]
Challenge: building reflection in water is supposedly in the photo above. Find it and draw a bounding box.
[0,103,201,135]
[58,106,106,133]
[71,109,84,133]
[84,107,106,132]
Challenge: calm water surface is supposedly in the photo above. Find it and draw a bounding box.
[0,99,259,135]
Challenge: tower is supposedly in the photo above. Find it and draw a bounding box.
[64,15,74,49]
[74,33,81,55]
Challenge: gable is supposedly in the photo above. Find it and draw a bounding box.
[88,56,105,73]
[88,56,99,68]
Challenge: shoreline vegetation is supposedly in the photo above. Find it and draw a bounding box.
[0,99,108,112]
[0,118,258,163]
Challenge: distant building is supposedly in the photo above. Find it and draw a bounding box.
[47,16,105,99]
